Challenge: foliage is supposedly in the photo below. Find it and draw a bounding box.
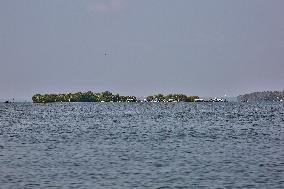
[32,91,138,103]
[237,90,284,102]
[32,91,199,103]
[145,94,199,102]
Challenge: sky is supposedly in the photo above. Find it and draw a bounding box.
[0,0,284,100]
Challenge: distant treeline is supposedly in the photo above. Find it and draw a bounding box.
[32,91,199,103]
[32,91,137,103]
[237,90,284,102]
[146,94,199,102]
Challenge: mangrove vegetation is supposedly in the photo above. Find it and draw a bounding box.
[32,91,137,103]
[32,91,199,103]
[146,94,199,102]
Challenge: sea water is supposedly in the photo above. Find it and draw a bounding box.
[0,102,283,188]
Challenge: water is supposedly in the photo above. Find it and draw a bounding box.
[0,102,283,189]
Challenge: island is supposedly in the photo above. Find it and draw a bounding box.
[145,94,199,102]
[32,91,136,103]
[32,91,200,103]
[237,90,284,102]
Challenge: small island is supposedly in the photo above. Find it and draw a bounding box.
[32,91,200,103]
[145,94,199,102]
[32,91,137,103]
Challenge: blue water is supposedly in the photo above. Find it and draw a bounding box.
[0,102,283,188]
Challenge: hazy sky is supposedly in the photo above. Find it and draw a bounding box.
[1,0,284,99]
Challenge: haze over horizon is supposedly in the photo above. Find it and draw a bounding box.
[1,0,284,100]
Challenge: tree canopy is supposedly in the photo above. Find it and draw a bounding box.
[32,91,137,103]
[145,94,199,102]
[237,90,284,102]
[32,91,199,103]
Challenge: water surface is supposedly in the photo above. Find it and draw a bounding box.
[0,102,283,188]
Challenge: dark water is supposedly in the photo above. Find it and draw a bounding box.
[0,102,283,189]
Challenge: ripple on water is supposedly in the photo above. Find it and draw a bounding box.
[0,102,283,188]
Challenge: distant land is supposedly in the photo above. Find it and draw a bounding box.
[31,91,200,103]
[237,90,284,102]
[2,90,284,103]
